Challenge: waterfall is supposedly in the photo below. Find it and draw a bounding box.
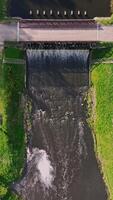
[27,49,89,72]
[13,48,107,200]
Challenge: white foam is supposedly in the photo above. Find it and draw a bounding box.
[36,150,54,189]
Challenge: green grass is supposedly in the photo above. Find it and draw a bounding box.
[92,43,113,60]
[96,14,113,25]
[0,47,25,200]
[0,0,7,19]
[89,43,113,199]
[5,47,24,59]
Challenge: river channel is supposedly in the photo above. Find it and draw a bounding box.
[13,49,107,200]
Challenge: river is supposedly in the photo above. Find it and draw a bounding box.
[13,49,107,200]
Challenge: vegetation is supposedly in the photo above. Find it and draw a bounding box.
[0,47,25,199]
[89,43,113,199]
[0,0,7,19]
[95,14,113,25]
[5,47,24,58]
[111,0,113,13]
[92,43,113,60]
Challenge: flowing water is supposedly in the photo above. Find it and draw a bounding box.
[9,0,111,18]
[13,49,107,200]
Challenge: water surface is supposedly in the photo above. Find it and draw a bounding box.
[9,0,111,18]
[13,49,107,200]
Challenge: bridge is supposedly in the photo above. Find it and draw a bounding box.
[0,19,113,46]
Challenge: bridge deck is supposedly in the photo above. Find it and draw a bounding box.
[0,20,113,43]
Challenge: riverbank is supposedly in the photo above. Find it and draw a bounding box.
[95,14,113,25]
[88,42,113,200]
[0,47,25,200]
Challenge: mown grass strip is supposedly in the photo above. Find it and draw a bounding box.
[0,47,25,200]
[89,43,113,199]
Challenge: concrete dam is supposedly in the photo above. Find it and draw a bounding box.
[13,46,107,200]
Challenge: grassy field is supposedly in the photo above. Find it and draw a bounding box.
[89,43,113,199]
[0,47,25,200]
[0,0,7,19]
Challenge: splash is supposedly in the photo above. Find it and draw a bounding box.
[27,148,55,188]
[36,149,55,188]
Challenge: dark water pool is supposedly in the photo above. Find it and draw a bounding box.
[9,0,111,19]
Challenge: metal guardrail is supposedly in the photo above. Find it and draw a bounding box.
[3,58,26,65]
[20,19,97,29]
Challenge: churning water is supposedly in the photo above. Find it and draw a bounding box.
[13,49,107,200]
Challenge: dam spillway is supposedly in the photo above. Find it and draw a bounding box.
[14,49,107,200]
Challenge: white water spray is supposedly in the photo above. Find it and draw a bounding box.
[27,148,55,189]
[36,149,55,188]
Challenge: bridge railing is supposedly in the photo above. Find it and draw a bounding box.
[19,19,98,29]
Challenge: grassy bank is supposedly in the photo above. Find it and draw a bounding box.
[0,47,25,199]
[0,0,7,19]
[89,43,113,199]
[95,14,113,25]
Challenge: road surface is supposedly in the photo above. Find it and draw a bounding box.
[0,21,113,43]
